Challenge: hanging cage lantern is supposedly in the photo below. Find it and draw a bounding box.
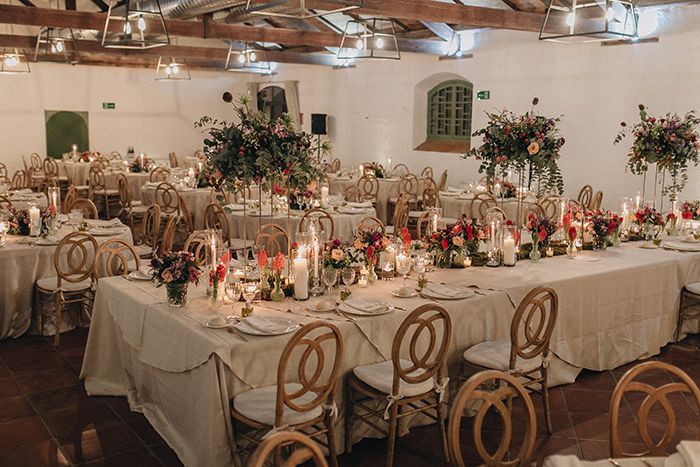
[102,0,170,49]
[539,0,638,43]
[225,42,274,74]
[338,18,400,61]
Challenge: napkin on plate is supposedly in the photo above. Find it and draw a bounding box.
[447,186,462,192]
[13,189,33,195]
[88,218,124,228]
[337,207,366,215]
[347,201,373,208]
[342,298,386,314]
[144,181,161,189]
[242,315,287,333]
[677,441,700,466]
[424,283,465,299]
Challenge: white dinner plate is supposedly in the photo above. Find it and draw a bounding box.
[36,238,59,246]
[662,240,700,252]
[128,269,152,281]
[89,228,126,236]
[306,302,336,313]
[338,300,392,316]
[203,317,230,329]
[421,285,474,300]
[391,289,418,298]
[233,316,300,336]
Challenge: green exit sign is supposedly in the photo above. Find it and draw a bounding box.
[102,102,116,109]
[476,91,490,101]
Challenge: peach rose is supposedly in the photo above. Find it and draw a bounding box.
[162,269,173,283]
[527,142,540,155]
[354,239,364,250]
[331,249,343,261]
[452,236,464,247]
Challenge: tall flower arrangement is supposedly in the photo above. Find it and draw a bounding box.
[464,98,566,195]
[681,201,700,220]
[195,94,325,193]
[615,104,700,196]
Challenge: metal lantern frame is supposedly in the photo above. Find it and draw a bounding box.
[102,0,170,49]
[225,42,274,74]
[539,0,638,43]
[155,56,191,80]
[338,18,400,61]
[34,27,80,64]
[244,0,362,20]
[0,48,31,74]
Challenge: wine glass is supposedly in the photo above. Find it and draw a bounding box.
[322,267,338,298]
[225,281,243,321]
[341,268,355,300]
[395,255,411,290]
[241,282,259,317]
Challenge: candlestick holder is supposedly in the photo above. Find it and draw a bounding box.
[486,250,501,267]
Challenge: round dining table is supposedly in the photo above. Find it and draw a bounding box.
[0,220,133,340]
[104,171,150,202]
[328,175,404,225]
[4,190,48,210]
[141,184,213,229]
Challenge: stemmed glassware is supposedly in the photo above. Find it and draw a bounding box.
[340,268,355,301]
[322,267,338,298]
[395,254,412,291]
[225,281,243,321]
[241,282,259,317]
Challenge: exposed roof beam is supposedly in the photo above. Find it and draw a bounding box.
[420,21,454,42]
[0,4,445,54]
[0,33,338,66]
[90,0,110,12]
[17,0,35,6]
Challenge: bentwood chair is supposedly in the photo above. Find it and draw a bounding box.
[204,202,232,244]
[540,196,560,221]
[184,230,211,266]
[116,173,147,228]
[345,304,451,467]
[0,162,7,177]
[421,187,441,210]
[392,163,409,177]
[42,157,68,188]
[416,211,433,239]
[160,215,179,253]
[357,174,379,203]
[232,322,343,467]
[386,193,409,236]
[299,208,334,242]
[484,206,508,224]
[62,185,77,214]
[469,192,497,219]
[330,158,341,173]
[109,151,122,161]
[247,431,329,467]
[610,361,700,458]
[168,152,179,168]
[93,239,140,281]
[460,286,558,434]
[71,198,99,220]
[577,184,593,210]
[0,175,12,191]
[676,283,700,341]
[357,216,385,235]
[35,232,97,346]
[11,169,28,190]
[149,167,171,183]
[388,175,419,217]
[89,166,119,218]
[343,186,361,203]
[420,166,433,179]
[590,191,604,210]
[448,370,537,467]
[135,204,161,259]
[254,224,289,257]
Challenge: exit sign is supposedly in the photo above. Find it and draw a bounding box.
[102,102,116,109]
[477,91,490,100]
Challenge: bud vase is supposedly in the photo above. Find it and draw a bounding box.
[529,241,541,262]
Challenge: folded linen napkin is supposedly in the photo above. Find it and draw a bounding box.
[337,207,367,215]
[447,186,462,192]
[144,181,161,189]
[677,441,700,466]
[347,201,373,208]
[242,315,287,333]
[88,218,124,228]
[342,298,386,314]
[13,188,33,195]
[424,283,464,298]
[225,203,245,211]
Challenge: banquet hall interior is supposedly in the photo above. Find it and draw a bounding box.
[1,0,700,466]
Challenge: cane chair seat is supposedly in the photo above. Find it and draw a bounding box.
[36,276,92,292]
[353,360,436,398]
[233,384,324,427]
[686,282,700,295]
[463,340,544,374]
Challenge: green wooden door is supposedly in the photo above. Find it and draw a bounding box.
[45,110,89,159]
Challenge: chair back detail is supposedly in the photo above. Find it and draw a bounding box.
[184,230,211,266]
[204,203,231,244]
[470,193,497,219]
[141,205,161,251]
[299,208,335,241]
[590,191,604,210]
[94,239,140,279]
[30,153,43,172]
[88,167,107,193]
[168,152,179,168]
[255,224,289,257]
[149,167,171,183]
[71,198,99,219]
[398,174,419,200]
[357,174,379,201]
[421,187,441,209]
[448,370,537,467]
[160,216,178,253]
[392,163,409,177]
[510,287,558,365]
[43,158,60,180]
[247,431,329,467]
[392,194,409,231]
[577,185,593,209]
[155,182,181,215]
[420,166,433,179]
[63,185,77,214]
[357,216,385,235]
[11,170,28,190]
[54,232,98,286]
[344,186,361,203]
[116,174,132,210]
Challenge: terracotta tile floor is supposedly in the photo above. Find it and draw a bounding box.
[0,328,698,467]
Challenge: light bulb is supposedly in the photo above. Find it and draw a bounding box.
[606,7,615,21]
[375,37,384,49]
[566,11,576,27]
[124,22,132,35]
[137,15,146,32]
[5,55,18,67]
[165,66,172,75]
[238,54,246,64]
[55,40,64,53]
[249,51,256,62]
[455,50,463,58]
[171,65,179,74]
[355,39,364,50]
[50,43,57,54]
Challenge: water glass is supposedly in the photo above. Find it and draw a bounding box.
[341,268,356,288]
[322,267,338,297]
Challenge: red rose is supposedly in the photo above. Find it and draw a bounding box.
[441,238,449,250]
[683,211,692,220]
[466,225,474,241]
[537,226,547,243]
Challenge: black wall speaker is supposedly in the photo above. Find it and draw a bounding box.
[311,113,328,135]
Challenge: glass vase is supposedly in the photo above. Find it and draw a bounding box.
[592,234,608,251]
[611,231,621,248]
[529,241,541,262]
[271,278,285,302]
[166,282,188,308]
[209,281,224,308]
[367,259,378,283]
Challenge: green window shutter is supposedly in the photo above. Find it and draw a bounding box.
[426,80,473,142]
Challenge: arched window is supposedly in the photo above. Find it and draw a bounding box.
[257,86,288,121]
[427,80,473,143]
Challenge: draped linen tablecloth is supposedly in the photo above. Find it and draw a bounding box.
[329,176,402,224]
[0,223,133,340]
[81,243,700,467]
[141,186,212,229]
[544,456,673,467]
[6,190,48,210]
[227,207,377,246]
[59,161,92,185]
[440,194,533,221]
[104,172,150,202]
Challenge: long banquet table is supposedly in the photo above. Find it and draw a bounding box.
[0,222,133,339]
[81,243,700,467]
[440,193,537,221]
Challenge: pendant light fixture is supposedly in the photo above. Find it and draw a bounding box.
[244,0,362,20]
[338,18,400,61]
[0,48,31,74]
[102,0,170,49]
[155,56,191,80]
[225,42,274,74]
[34,27,80,64]
[439,30,475,60]
[539,0,638,43]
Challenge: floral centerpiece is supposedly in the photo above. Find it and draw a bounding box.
[398,227,412,252]
[632,206,665,245]
[363,162,386,178]
[525,214,556,261]
[500,180,517,199]
[322,238,354,270]
[208,252,230,306]
[151,251,202,307]
[354,228,389,281]
[681,201,700,220]
[426,218,485,267]
[586,210,622,251]
[615,104,700,199]
[270,253,286,302]
[6,204,56,236]
[464,98,566,195]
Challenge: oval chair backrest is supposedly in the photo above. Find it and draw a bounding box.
[11,170,28,190]
[357,216,385,235]
[155,182,180,215]
[577,185,593,209]
[421,166,433,179]
[391,304,451,394]
[357,174,379,201]
[510,286,558,365]
[204,203,231,244]
[149,167,171,183]
[590,191,603,210]
[470,193,497,219]
[70,198,99,219]
[160,216,178,253]
[30,153,42,172]
[255,223,289,257]
[54,232,98,286]
[448,370,537,467]
[109,151,122,160]
[276,322,343,426]
[63,185,77,214]
[247,431,329,467]
[89,166,106,192]
[94,239,140,279]
[116,174,131,209]
[392,163,409,177]
[183,230,210,266]
[399,174,420,200]
[43,157,60,179]
[141,204,161,249]
[299,208,334,242]
[0,162,7,177]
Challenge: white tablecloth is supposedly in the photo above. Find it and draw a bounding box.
[104,172,150,202]
[141,186,212,229]
[440,194,533,221]
[0,222,133,340]
[81,243,700,467]
[59,161,92,185]
[329,176,403,225]
[5,190,48,210]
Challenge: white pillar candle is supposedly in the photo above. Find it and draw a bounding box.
[320,186,329,208]
[48,187,60,214]
[139,153,145,168]
[293,255,309,300]
[29,206,41,236]
[546,246,554,257]
[493,183,501,197]
[387,156,392,169]
[503,237,516,266]
[359,164,364,174]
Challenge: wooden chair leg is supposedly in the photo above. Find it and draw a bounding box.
[273,445,282,467]
[344,385,354,454]
[676,291,686,342]
[542,368,553,435]
[53,293,62,347]
[436,393,450,463]
[325,413,339,467]
[386,402,399,467]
